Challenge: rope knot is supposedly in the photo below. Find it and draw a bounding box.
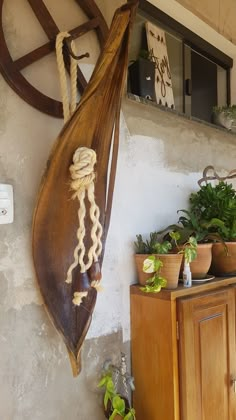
[70,147,96,197]
[65,146,103,295]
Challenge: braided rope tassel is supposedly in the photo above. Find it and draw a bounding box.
[65,148,103,296]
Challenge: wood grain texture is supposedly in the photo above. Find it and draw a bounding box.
[178,288,236,420]
[130,278,236,419]
[32,1,138,376]
[130,293,180,420]
[131,276,236,301]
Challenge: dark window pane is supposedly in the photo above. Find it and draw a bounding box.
[191,50,217,122]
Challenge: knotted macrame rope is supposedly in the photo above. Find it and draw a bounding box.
[56,32,78,123]
[65,147,103,283]
[56,33,103,306]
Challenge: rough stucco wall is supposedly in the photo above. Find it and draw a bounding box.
[176,0,236,45]
[1,0,236,419]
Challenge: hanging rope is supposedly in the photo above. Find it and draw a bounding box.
[56,33,103,306]
[56,32,78,123]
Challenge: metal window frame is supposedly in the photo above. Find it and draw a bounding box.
[139,0,232,105]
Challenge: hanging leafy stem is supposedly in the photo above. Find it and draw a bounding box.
[169,231,197,263]
[98,370,136,420]
[141,255,167,293]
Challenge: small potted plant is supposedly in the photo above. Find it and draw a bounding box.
[212,105,236,130]
[134,232,183,289]
[159,206,225,279]
[189,181,236,276]
[128,48,156,101]
[139,233,197,291]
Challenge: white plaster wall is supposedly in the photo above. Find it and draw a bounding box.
[90,99,236,342]
[1,0,236,418]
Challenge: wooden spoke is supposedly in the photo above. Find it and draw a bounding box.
[27,0,60,39]
[0,0,108,117]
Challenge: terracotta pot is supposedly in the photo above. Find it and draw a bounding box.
[211,242,236,276]
[158,254,183,289]
[180,243,213,279]
[134,253,183,289]
[134,254,152,285]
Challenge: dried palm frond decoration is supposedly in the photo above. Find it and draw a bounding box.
[32,1,138,376]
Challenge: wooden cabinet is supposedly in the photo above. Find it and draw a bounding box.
[130,278,236,420]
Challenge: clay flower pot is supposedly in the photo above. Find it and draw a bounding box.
[179,243,213,279]
[211,242,236,276]
[134,254,152,285]
[134,253,183,289]
[157,253,183,289]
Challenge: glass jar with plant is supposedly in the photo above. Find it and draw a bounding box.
[98,368,135,420]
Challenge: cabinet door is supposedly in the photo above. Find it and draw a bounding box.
[177,288,236,420]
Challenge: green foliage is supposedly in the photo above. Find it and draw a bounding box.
[134,233,158,254]
[178,236,197,264]
[138,49,152,61]
[134,233,172,254]
[177,209,225,243]
[141,256,167,293]
[213,105,236,119]
[189,182,236,241]
[153,240,172,254]
[158,227,198,264]
[98,370,135,420]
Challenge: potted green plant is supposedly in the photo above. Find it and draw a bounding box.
[140,233,197,291]
[134,232,183,289]
[128,49,156,101]
[98,369,136,420]
[159,208,225,279]
[212,105,236,130]
[189,181,236,276]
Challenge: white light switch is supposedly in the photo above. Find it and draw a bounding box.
[0,184,14,224]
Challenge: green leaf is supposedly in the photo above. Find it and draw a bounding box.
[112,395,125,414]
[169,231,180,242]
[143,256,162,273]
[124,413,132,420]
[143,256,156,273]
[98,377,107,387]
[109,409,119,420]
[153,240,172,254]
[104,391,109,410]
[106,378,115,393]
[188,236,197,247]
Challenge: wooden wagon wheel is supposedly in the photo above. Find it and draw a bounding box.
[0,0,108,118]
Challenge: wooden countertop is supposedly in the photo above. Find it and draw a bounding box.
[130,276,236,300]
